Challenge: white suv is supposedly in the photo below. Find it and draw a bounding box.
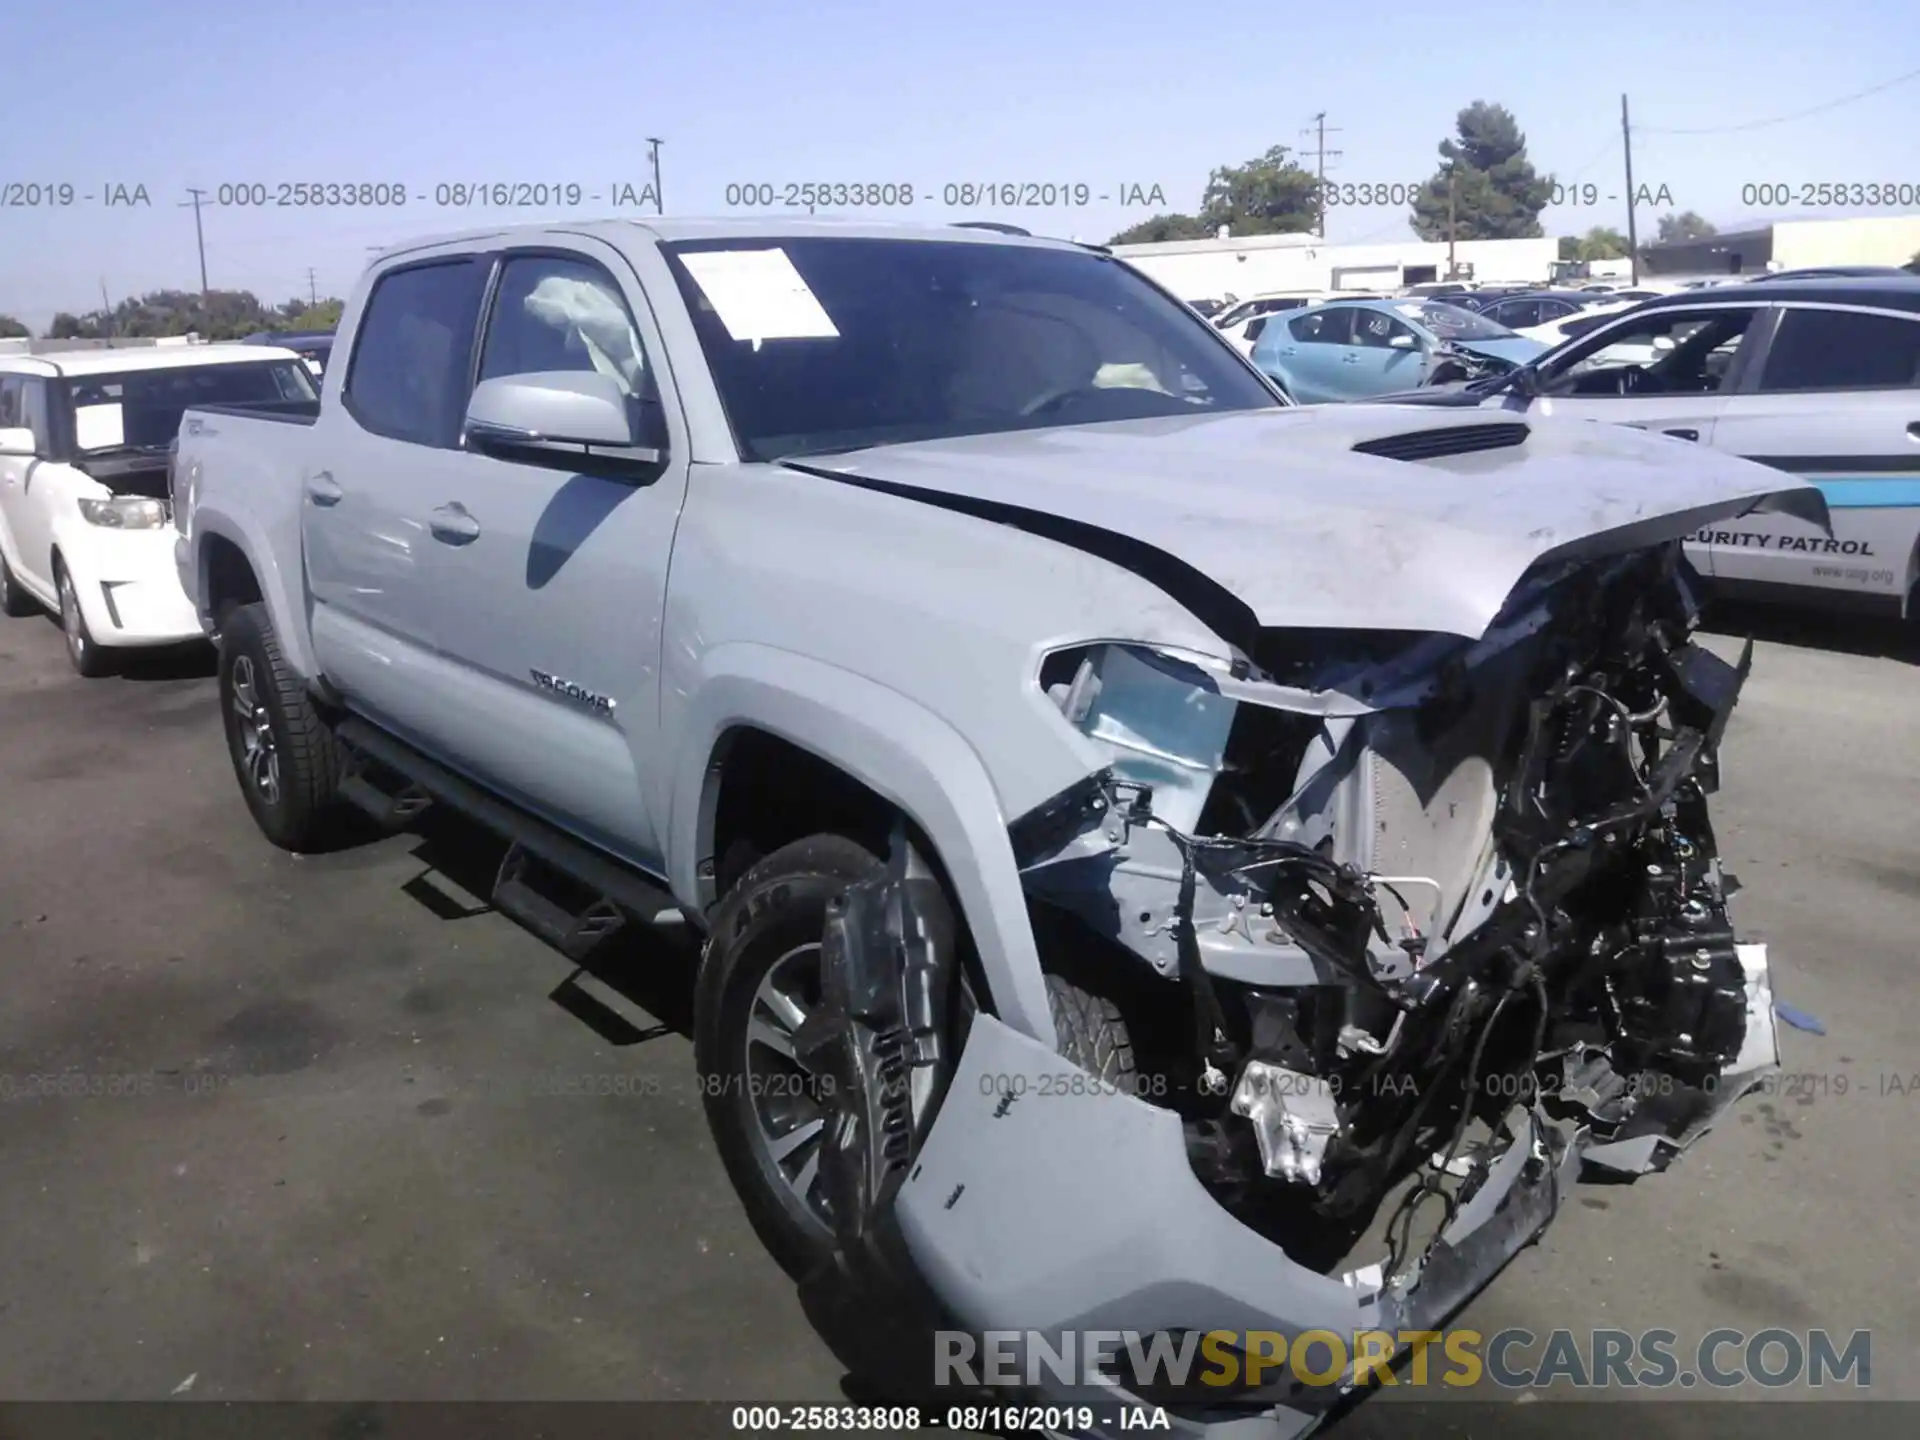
[0,344,318,674]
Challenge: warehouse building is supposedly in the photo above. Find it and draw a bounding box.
[1108,231,1557,300]
[1638,213,1920,278]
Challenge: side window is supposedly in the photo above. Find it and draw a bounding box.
[342,260,486,447]
[0,376,21,431]
[478,254,654,399]
[1546,308,1761,397]
[1289,308,1354,345]
[17,378,51,452]
[1758,308,1920,392]
[1243,316,1269,343]
[1351,309,1417,349]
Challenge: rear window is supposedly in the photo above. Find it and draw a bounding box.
[68,360,318,451]
[1758,308,1920,392]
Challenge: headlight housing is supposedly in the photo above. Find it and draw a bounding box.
[77,496,169,529]
[1041,642,1239,832]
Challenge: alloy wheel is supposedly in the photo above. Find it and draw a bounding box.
[228,653,283,806]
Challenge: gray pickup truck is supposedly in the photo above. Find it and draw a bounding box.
[172,217,1821,1435]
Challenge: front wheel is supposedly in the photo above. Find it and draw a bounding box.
[217,602,343,851]
[56,561,114,677]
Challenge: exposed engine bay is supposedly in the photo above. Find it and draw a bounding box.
[997,540,1770,1276]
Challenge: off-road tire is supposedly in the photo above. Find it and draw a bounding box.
[696,833,886,1280]
[218,602,344,851]
[1046,972,1138,1087]
[0,549,34,617]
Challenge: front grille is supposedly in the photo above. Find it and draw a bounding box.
[1352,422,1530,462]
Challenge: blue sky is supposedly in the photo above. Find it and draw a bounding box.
[1,0,1916,329]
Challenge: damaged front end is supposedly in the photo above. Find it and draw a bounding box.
[795,541,1780,1436]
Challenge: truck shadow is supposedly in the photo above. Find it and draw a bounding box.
[1700,598,1916,665]
[397,806,698,1042]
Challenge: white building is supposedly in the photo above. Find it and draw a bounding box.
[1110,231,1558,300]
[1639,213,1920,277]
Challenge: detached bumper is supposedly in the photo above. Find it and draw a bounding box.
[62,526,202,647]
[892,944,1782,1438]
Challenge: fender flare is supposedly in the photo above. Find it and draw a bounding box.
[187,504,323,683]
[664,643,1059,1050]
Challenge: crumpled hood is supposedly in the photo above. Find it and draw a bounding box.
[788,407,1827,640]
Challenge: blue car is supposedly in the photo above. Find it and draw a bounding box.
[1249,298,1548,403]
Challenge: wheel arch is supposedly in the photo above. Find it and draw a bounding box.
[666,645,1058,1049]
[188,508,321,680]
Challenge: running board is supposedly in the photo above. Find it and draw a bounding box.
[334,718,679,957]
[338,763,435,827]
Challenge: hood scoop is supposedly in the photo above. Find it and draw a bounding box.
[1352,422,1530,463]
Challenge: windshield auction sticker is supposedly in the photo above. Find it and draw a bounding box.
[678,247,840,344]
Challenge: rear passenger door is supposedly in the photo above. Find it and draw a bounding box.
[1706,303,1920,610]
[423,242,692,872]
[1269,307,1357,403]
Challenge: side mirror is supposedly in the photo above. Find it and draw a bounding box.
[1652,335,1676,352]
[464,370,664,467]
[0,426,35,457]
[1389,333,1417,349]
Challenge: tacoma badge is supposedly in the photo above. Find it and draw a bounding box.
[529,669,617,716]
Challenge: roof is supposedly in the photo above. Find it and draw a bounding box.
[0,342,304,378]
[374,214,1090,263]
[1638,275,1920,313]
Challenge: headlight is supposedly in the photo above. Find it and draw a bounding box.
[1041,642,1239,833]
[77,496,169,529]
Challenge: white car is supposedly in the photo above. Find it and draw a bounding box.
[0,344,318,675]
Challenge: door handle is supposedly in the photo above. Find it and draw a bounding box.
[306,472,343,506]
[1277,347,1297,357]
[1664,428,1700,442]
[428,502,481,545]
[1341,354,1361,364]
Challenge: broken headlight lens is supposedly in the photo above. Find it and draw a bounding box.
[77,496,169,529]
[1042,643,1238,832]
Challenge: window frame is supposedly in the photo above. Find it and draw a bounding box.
[340,255,489,449]
[1748,302,1920,395]
[1535,302,1768,396]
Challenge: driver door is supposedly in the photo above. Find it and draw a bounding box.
[1526,304,1766,442]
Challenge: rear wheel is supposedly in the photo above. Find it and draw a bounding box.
[55,560,114,677]
[217,602,343,851]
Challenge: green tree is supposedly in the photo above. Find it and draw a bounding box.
[1107,144,1319,244]
[1412,102,1553,242]
[0,314,29,339]
[272,299,345,331]
[1655,211,1717,243]
[1198,145,1320,236]
[47,312,98,339]
[1108,213,1214,245]
[1557,226,1630,262]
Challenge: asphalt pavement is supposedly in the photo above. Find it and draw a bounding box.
[0,600,1914,1437]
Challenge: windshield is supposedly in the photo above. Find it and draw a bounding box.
[661,237,1281,462]
[1396,301,1517,341]
[68,360,318,450]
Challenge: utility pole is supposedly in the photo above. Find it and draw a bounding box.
[1301,113,1343,239]
[646,138,665,214]
[1446,164,1458,278]
[180,188,210,298]
[306,267,318,308]
[1620,94,1641,285]
[99,279,115,340]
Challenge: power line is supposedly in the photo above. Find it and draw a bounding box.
[1634,64,1920,135]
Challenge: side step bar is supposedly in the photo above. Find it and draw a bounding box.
[335,718,680,960]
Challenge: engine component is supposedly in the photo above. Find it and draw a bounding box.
[1229,1060,1342,1184]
